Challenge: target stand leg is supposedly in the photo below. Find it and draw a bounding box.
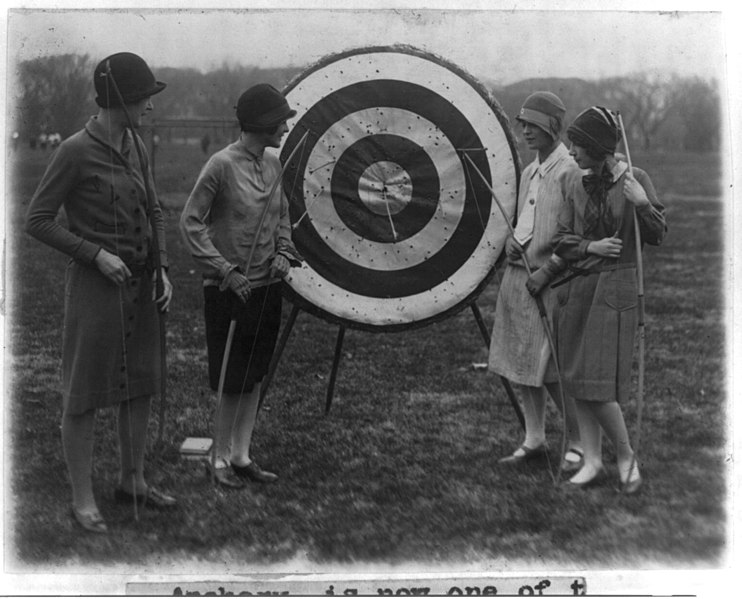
[470,301,525,431]
[259,303,302,410]
[325,325,346,414]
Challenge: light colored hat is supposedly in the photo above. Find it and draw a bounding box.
[516,91,566,139]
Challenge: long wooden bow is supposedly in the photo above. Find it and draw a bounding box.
[462,152,570,486]
[617,112,646,494]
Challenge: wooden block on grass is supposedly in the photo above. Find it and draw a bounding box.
[179,437,213,460]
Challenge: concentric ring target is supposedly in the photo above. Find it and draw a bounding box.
[279,46,519,330]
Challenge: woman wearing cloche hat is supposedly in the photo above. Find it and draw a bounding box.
[180,83,302,490]
[26,52,176,534]
[541,106,667,493]
[489,91,583,473]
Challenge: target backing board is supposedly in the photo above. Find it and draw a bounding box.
[279,46,519,331]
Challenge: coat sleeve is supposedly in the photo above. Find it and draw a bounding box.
[179,158,234,279]
[553,171,592,263]
[632,168,667,247]
[275,187,303,266]
[25,142,102,265]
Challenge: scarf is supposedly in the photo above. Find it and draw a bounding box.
[582,166,616,236]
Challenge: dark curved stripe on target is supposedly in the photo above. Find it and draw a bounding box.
[282,79,493,298]
[331,134,439,243]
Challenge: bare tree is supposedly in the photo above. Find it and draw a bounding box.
[603,72,681,151]
[17,54,94,139]
[672,77,721,152]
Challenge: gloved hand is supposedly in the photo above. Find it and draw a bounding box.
[525,255,564,297]
[269,253,290,279]
[505,236,524,262]
[224,269,251,303]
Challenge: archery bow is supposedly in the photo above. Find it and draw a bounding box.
[102,64,169,448]
[617,112,646,494]
[463,152,570,485]
[211,129,309,484]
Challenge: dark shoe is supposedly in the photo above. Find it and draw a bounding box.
[206,463,245,489]
[71,506,108,534]
[560,448,584,474]
[231,460,278,483]
[498,444,548,465]
[562,468,608,491]
[114,486,177,509]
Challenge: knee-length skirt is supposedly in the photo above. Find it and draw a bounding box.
[204,283,282,394]
[488,264,558,386]
[62,261,162,415]
[555,267,638,402]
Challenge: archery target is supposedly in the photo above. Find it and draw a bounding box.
[279,46,518,330]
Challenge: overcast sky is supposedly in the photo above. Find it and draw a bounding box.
[4,1,730,87]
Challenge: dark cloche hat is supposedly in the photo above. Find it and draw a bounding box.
[567,106,620,155]
[235,84,297,128]
[94,52,167,108]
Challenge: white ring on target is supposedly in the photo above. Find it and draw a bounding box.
[284,50,517,327]
[304,107,465,271]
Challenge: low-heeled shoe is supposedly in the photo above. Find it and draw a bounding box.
[498,444,548,465]
[71,507,108,534]
[114,486,177,509]
[231,461,278,483]
[562,468,608,491]
[207,463,246,489]
[560,448,584,474]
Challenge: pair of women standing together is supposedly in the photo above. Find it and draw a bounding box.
[490,94,667,492]
[25,53,298,533]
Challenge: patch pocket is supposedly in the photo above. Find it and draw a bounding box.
[601,268,638,312]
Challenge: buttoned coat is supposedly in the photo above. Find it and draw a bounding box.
[26,116,167,414]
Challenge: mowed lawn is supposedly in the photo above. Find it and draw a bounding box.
[4,143,726,573]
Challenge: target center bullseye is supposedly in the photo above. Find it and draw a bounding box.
[358,161,412,216]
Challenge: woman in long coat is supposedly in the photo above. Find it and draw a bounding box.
[533,106,666,492]
[25,53,176,533]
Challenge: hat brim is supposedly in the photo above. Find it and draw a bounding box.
[255,107,297,128]
[516,108,555,137]
[126,80,167,104]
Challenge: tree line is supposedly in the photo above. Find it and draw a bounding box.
[10,53,720,153]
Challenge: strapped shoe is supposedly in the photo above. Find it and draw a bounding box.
[562,467,608,491]
[71,506,108,534]
[498,444,548,465]
[560,448,584,474]
[231,460,278,483]
[114,486,177,509]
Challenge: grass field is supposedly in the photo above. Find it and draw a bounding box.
[4,142,727,577]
